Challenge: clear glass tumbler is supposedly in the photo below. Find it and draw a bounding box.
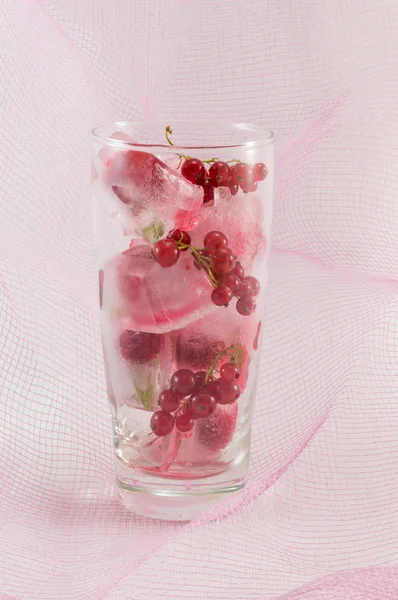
[91,121,274,520]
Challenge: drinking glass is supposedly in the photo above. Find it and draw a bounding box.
[91,121,274,520]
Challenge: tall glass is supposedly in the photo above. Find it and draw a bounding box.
[91,122,274,520]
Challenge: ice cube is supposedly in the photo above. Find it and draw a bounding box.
[174,305,258,389]
[191,186,266,271]
[114,405,179,469]
[101,312,173,411]
[101,149,204,236]
[102,244,216,333]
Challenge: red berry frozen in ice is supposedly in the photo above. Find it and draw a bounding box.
[208,161,230,187]
[228,182,239,196]
[204,231,228,255]
[153,239,180,267]
[240,179,258,193]
[167,229,191,249]
[201,179,215,205]
[244,276,260,296]
[175,413,194,433]
[190,392,217,418]
[181,158,206,184]
[119,330,161,363]
[220,362,240,381]
[230,163,251,185]
[176,334,224,369]
[211,247,235,274]
[217,380,240,405]
[211,285,233,307]
[236,296,256,316]
[150,410,175,437]
[236,278,253,298]
[107,150,163,188]
[170,369,196,396]
[218,271,241,293]
[233,261,245,280]
[197,405,237,451]
[252,162,268,181]
[158,389,181,412]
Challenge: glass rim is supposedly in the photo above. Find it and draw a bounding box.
[91,120,275,151]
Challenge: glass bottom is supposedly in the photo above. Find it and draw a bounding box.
[115,453,248,521]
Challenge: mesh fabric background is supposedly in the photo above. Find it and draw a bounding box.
[1,0,398,598]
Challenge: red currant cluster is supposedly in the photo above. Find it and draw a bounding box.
[150,361,241,437]
[152,230,260,316]
[164,125,267,204]
[180,158,267,205]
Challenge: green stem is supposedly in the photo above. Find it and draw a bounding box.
[205,345,235,383]
[174,237,218,287]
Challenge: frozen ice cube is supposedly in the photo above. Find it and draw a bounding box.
[191,186,266,271]
[101,149,204,236]
[101,313,173,411]
[102,244,216,333]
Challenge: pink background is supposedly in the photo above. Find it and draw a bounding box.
[1,0,398,598]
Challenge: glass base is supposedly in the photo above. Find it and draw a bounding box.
[115,456,247,521]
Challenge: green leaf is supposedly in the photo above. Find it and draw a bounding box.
[134,376,154,410]
[229,343,245,370]
[141,219,165,244]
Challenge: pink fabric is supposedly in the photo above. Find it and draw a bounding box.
[1,0,398,598]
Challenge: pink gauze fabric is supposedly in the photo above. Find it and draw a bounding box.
[1,0,398,598]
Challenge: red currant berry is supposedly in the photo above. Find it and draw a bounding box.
[181,158,206,184]
[208,161,230,187]
[191,371,208,394]
[233,261,245,280]
[236,296,256,316]
[119,330,161,364]
[158,389,181,412]
[218,271,241,293]
[175,413,194,433]
[244,276,260,296]
[204,230,228,254]
[236,278,252,298]
[220,363,240,381]
[170,369,195,396]
[167,229,191,250]
[211,247,235,274]
[150,411,175,436]
[204,379,221,402]
[217,380,240,405]
[211,285,233,307]
[253,162,268,182]
[229,182,239,196]
[179,403,194,418]
[230,163,251,185]
[240,179,258,193]
[190,392,217,418]
[153,239,179,268]
[201,179,215,205]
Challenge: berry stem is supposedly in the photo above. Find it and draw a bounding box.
[165,126,240,167]
[173,236,219,287]
[205,345,235,383]
[165,125,174,147]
